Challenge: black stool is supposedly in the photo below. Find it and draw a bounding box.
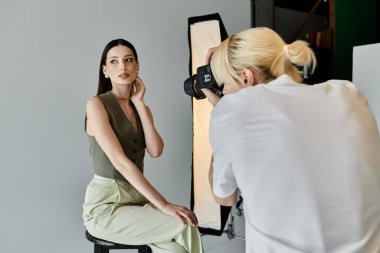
[86,230,152,253]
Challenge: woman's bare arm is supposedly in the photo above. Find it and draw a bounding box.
[86,97,197,226]
[131,76,164,158]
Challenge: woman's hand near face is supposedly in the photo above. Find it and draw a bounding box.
[131,76,146,104]
[130,75,164,157]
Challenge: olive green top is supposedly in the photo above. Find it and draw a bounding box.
[87,91,146,181]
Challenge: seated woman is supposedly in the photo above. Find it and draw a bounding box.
[83,38,203,253]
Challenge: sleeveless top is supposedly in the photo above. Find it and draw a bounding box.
[87,91,146,181]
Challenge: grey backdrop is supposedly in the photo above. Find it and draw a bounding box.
[0,1,249,252]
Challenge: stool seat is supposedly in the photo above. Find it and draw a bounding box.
[85,230,152,253]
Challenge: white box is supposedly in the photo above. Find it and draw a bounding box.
[353,43,380,133]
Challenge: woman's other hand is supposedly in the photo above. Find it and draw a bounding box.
[161,202,199,227]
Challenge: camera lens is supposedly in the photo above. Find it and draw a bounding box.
[184,75,206,99]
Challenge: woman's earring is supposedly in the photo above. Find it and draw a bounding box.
[137,70,139,75]
[105,74,109,79]
[244,79,248,84]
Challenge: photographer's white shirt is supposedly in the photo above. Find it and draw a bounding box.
[209,75,380,253]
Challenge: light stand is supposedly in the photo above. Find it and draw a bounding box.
[224,196,245,241]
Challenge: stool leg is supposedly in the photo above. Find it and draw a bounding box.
[94,244,101,253]
[102,245,110,253]
[94,244,109,253]
[138,245,151,253]
[138,245,152,253]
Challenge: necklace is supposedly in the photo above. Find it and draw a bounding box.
[111,91,136,128]
[111,90,131,101]
[121,105,135,124]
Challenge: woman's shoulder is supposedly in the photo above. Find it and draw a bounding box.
[86,96,107,115]
[87,96,102,107]
[86,92,113,108]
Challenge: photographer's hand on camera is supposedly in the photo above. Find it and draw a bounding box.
[202,46,221,106]
[201,88,221,107]
[205,46,218,65]
[184,46,223,102]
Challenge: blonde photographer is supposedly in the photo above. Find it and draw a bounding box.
[203,27,380,253]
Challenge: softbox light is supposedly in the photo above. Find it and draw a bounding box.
[187,13,231,236]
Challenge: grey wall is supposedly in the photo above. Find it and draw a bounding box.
[0,1,250,252]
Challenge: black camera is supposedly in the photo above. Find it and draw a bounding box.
[184,65,224,100]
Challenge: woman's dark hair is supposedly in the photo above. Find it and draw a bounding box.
[96,39,138,95]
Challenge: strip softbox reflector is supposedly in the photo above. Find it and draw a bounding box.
[188,13,230,236]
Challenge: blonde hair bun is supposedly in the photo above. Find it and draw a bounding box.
[210,27,317,85]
